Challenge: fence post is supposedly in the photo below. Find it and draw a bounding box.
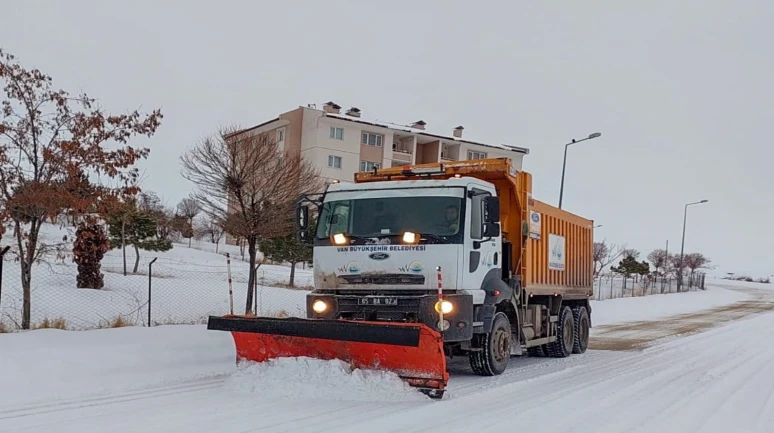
[610,276,613,299]
[148,257,158,327]
[226,253,234,315]
[260,263,263,316]
[0,246,10,312]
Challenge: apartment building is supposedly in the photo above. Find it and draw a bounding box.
[233,101,530,183]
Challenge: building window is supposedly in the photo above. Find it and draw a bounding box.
[468,150,487,160]
[328,155,342,169]
[330,127,344,140]
[360,161,380,172]
[276,127,285,143]
[362,132,383,147]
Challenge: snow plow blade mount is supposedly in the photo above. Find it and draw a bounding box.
[207,315,448,398]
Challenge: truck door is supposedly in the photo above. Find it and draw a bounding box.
[462,186,502,299]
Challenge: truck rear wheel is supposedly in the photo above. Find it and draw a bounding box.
[546,306,574,358]
[469,312,511,376]
[572,306,590,354]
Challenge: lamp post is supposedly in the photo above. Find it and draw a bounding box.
[559,132,602,209]
[678,199,708,291]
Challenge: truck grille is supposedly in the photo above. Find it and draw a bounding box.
[339,274,425,285]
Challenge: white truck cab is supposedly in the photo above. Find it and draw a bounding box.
[298,175,511,348]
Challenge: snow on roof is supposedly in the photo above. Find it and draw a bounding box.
[324,112,529,154]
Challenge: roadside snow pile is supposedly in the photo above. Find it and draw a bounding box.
[224,357,429,402]
[590,284,750,327]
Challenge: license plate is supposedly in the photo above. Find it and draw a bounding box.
[358,297,399,306]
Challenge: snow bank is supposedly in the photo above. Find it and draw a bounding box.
[224,357,428,402]
[590,284,750,327]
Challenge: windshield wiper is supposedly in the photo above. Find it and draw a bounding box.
[418,233,447,243]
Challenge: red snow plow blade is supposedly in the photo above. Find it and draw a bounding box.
[207,315,448,398]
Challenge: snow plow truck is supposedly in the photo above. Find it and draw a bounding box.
[207,157,595,399]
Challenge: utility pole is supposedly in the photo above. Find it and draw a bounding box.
[678,200,708,291]
[558,132,602,209]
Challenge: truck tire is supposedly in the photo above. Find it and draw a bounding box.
[546,306,574,358]
[527,345,547,357]
[572,306,590,354]
[469,312,511,376]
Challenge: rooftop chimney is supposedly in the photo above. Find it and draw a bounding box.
[345,107,361,118]
[453,125,464,138]
[411,120,426,130]
[323,101,341,114]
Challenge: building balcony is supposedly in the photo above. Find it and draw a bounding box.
[440,151,457,162]
[393,150,412,162]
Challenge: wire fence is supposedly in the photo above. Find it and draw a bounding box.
[0,253,313,331]
[593,272,706,301]
[0,246,708,331]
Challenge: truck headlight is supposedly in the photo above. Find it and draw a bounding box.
[332,233,347,245]
[434,300,453,314]
[312,299,328,314]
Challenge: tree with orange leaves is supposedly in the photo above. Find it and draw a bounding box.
[0,49,163,328]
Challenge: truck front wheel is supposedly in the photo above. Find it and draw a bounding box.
[469,312,511,376]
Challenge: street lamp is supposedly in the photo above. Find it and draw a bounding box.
[678,199,708,291]
[559,132,602,209]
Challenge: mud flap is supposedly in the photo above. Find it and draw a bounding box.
[207,315,449,398]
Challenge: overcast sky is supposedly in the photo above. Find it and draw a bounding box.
[3,0,772,278]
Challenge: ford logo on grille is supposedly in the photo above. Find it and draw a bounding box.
[369,252,390,261]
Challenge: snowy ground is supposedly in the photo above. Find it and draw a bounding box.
[1,279,773,432]
[0,224,312,329]
[590,282,750,326]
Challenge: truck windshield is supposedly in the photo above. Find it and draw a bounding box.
[316,194,464,244]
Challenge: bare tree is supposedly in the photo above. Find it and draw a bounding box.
[195,214,225,253]
[683,253,711,278]
[667,253,682,277]
[593,240,628,276]
[592,242,609,277]
[177,198,201,247]
[647,249,668,275]
[180,126,323,313]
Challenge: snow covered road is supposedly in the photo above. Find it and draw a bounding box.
[2,283,773,433]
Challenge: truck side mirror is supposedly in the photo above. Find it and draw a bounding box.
[483,196,500,223]
[297,205,310,244]
[483,222,500,238]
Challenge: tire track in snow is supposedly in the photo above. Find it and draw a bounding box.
[347,305,774,433]
[585,329,772,432]
[0,376,227,420]
[589,285,774,351]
